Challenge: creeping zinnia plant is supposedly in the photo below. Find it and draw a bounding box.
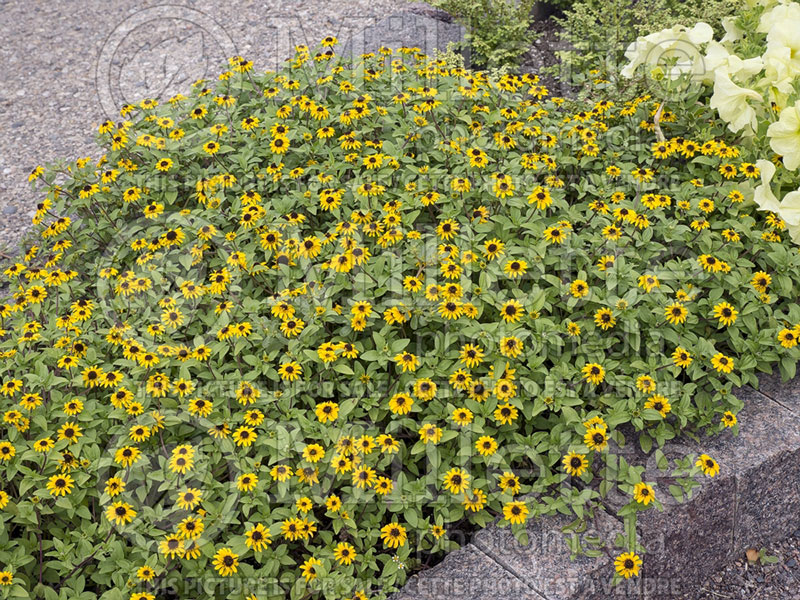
[1,37,800,600]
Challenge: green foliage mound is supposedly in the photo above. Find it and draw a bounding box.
[1,40,799,600]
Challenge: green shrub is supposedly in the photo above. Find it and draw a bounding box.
[1,38,799,600]
[412,0,539,68]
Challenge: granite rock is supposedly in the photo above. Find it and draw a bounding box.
[472,510,635,599]
[393,543,545,600]
[756,371,800,416]
[341,9,466,62]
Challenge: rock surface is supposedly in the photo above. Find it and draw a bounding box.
[341,8,466,62]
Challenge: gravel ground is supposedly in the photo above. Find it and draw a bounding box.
[0,0,413,253]
[1,1,799,596]
[682,530,800,600]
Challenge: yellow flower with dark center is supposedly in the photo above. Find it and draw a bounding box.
[413,379,437,401]
[105,501,136,526]
[393,352,419,372]
[500,299,523,323]
[233,426,256,447]
[459,343,484,368]
[750,271,771,292]
[633,482,656,506]
[712,302,738,327]
[176,488,202,510]
[631,167,654,182]
[635,375,656,393]
[584,426,609,451]
[33,437,54,452]
[543,225,568,244]
[637,274,660,292]
[438,300,463,320]
[168,454,193,474]
[503,259,527,278]
[484,238,505,260]
[0,442,15,462]
[418,424,442,444]
[136,566,155,582]
[502,500,528,525]
[493,403,518,426]
[594,308,616,330]
[581,362,605,385]
[245,523,271,551]
[463,488,487,512]
[155,158,173,172]
[672,347,692,368]
[778,328,798,348]
[615,552,642,578]
[380,522,407,548]
[528,185,552,209]
[645,394,671,417]
[711,353,734,374]
[721,411,737,428]
[352,467,376,489]
[46,474,74,496]
[499,336,523,358]
[315,401,339,423]
[570,279,589,298]
[58,422,83,443]
[498,472,521,494]
[563,452,588,476]
[212,548,239,576]
[719,163,737,179]
[696,454,720,477]
[129,425,150,442]
[664,302,688,325]
[475,435,498,456]
[270,465,292,482]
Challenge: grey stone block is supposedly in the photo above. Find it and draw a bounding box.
[472,510,636,600]
[636,386,800,597]
[341,10,466,61]
[714,387,800,555]
[637,467,736,598]
[756,371,800,416]
[393,543,545,600]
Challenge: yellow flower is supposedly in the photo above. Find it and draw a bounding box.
[334,542,358,565]
[581,363,605,385]
[475,435,498,456]
[721,411,738,428]
[614,552,642,578]
[584,426,609,451]
[711,353,734,374]
[245,524,271,551]
[664,302,688,325]
[212,548,239,576]
[105,501,136,526]
[393,352,419,372]
[46,474,75,496]
[562,452,588,476]
[502,500,528,525]
[696,454,720,477]
[380,522,407,548]
[712,302,738,327]
[632,482,655,505]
